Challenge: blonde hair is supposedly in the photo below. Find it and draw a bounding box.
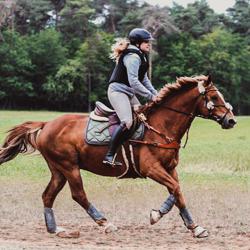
[110,38,129,63]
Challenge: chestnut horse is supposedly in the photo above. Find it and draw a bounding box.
[0,75,236,238]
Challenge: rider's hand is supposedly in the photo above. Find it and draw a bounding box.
[152,95,157,102]
[133,104,141,111]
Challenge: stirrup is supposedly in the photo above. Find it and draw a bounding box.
[102,159,122,167]
[103,154,122,167]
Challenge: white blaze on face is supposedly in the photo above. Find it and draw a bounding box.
[217,90,225,102]
[207,101,214,110]
[217,90,233,111]
[225,102,233,110]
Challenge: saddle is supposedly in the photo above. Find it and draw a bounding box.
[85,101,144,145]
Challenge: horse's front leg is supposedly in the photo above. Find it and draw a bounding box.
[170,169,208,238]
[147,164,208,238]
[61,162,118,234]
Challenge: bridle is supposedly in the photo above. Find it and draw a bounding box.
[162,83,233,125]
[130,82,233,149]
[198,87,233,125]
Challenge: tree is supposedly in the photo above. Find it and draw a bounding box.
[14,0,53,34]
[27,29,67,109]
[50,0,66,29]
[0,30,33,108]
[93,0,139,33]
[58,0,95,42]
[194,28,250,114]
[170,0,220,38]
[119,5,178,37]
[0,0,16,40]
[153,33,203,85]
[153,28,250,114]
[43,32,113,111]
[223,0,250,36]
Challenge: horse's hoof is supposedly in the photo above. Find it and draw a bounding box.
[192,225,209,238]
[56,227,80,238]
[104,223,118,234]
[150,209,162,225]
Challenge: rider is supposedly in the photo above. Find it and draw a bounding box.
[103,28,158,167]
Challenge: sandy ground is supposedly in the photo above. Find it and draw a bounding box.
[0,177,250,250]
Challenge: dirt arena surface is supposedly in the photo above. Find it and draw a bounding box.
[0,177,249,250]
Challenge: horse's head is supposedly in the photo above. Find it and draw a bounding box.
[196,75,237,129]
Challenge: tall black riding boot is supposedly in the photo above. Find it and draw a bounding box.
[103,123,128,167]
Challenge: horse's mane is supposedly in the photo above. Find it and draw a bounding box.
[141,75,208,113]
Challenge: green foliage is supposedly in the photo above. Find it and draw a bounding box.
[120,5,178,37]
[171,0,220,38]
[93,0,139,33]
[154,33,203,84]
[0,30,33,108]
[26,29,67,109]
[0,0,249,114]
[224,0,250,36]
[15,0,53,34]
[58,0,95,41]
[28,29,67,81]
[196,29,250,113]
[44,31,113,110]
[153,28,250,114]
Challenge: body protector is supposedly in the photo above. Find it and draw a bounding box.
[109,49,149,87]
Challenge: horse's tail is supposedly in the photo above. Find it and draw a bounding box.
[0,121,46,165]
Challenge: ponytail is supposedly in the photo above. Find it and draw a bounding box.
[110,38,129,63]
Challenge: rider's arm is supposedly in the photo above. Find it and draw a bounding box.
[123,54,154,101]
[142,74,158,95]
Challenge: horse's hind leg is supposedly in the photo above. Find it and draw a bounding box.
[42,165,67,233]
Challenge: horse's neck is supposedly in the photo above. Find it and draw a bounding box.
[148,88,198,142]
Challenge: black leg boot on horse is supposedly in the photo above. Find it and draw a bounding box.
[103,123,128,167]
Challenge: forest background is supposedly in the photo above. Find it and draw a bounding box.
[0,0,249,114]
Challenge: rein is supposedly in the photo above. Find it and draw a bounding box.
[129,113,180,150]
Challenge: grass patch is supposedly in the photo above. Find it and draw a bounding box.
[178,116,250,172]
[0,111,249,184]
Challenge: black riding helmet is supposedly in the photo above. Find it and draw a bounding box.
[128,28,154,45]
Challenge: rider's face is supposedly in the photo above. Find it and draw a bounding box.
[140,41,151,53]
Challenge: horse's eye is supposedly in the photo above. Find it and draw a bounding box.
[211,96,218,101]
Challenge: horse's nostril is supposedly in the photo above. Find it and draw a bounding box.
[228,119,237,125]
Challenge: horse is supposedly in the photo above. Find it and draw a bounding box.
[0,75,236,238]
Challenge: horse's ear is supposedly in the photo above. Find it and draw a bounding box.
[205,74,212,86]
[208,74,212,83]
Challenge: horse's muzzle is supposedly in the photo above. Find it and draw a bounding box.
[221,116,237,129]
